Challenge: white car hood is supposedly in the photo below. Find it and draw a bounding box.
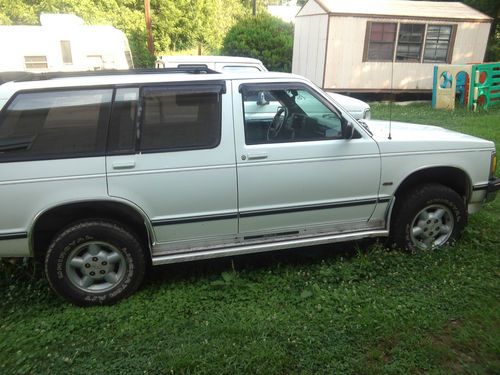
[364,120,494,152]
[328,93,368,109]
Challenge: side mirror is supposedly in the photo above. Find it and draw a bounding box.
[342,121,354,140]
[257,91,269,106]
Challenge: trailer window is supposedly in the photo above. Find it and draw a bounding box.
[60,41,73,64]
[24,56,48,70]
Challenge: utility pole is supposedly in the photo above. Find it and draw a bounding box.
[144,0,155,55]
[253,0,256,15]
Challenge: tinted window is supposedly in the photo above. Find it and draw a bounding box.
[107,88,138,154]
[140,86,222,152]
[242,86,343,145]
[0,89,112,161]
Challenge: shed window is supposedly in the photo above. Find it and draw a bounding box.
[423,25,453,63]
[366,22,397,61]
[396,24,425,62]
[24,56,48,69]
[364,22,456,64]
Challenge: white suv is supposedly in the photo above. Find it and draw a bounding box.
[0,68,498,305]
[155,55,371,119]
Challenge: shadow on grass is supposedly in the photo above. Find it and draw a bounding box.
[144,238,379,286]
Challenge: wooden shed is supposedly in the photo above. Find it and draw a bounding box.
[292,0,492,93]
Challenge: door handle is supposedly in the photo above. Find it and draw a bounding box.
[112,160,136,170]
[247,152,268,160]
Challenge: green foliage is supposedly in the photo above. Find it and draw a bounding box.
[151,0,246,54]
[222,13,294,72]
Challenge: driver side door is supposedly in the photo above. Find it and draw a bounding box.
[233,80,382,238]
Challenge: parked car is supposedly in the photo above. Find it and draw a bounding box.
[0,68,497,305]
[156,55,371,119]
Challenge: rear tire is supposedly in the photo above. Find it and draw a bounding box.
[391,183,467,252]
[45,220,146,306]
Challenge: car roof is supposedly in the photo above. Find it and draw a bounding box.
[0,70,305,98]
[157,55,263,64]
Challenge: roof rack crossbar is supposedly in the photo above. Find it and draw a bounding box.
[0,67,220,84]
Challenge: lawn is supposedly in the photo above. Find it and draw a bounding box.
[1,103,499,375]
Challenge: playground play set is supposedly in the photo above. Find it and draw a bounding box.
[432,62,500,110]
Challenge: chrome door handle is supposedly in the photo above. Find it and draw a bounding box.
[247,152,268,160]
[112,161,136,170]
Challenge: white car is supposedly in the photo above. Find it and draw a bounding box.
[0,68,497,306]
[156,55,371,119]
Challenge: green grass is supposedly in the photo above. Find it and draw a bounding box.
[1,104,499,374]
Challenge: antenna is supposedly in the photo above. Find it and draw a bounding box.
[388,54,394,140]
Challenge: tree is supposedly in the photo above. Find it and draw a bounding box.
[222,13,294,72]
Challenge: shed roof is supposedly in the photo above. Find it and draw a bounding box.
[309,0,492,21]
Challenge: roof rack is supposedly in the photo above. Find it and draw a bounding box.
[0,67,220,84]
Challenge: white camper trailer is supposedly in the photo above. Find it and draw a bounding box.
[0,14,134,73]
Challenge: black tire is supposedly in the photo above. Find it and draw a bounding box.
[390,183,467,252]
[45,220,146,306]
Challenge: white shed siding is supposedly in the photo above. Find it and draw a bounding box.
[323,16,490,91]
[292,14,329,87]
[451,22,490,63]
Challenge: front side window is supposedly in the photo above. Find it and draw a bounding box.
[140,85,222,152]
[366,22,397,61]
[242,85,343,145]
[0,89,112,161]
[423,25,453,63]
[396,24,425,62]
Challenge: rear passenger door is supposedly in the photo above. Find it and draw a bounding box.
[106,81,238,253]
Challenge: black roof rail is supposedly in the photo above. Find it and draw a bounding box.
[0,67,220,84]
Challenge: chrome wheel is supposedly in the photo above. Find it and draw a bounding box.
[410,204,454,250]
[66,241,127,293]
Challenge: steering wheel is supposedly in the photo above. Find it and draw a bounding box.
[267,106,288,140]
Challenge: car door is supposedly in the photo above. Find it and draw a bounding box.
[232,80,382,238]
[106,81,238,253]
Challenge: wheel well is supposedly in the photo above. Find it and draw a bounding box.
[394,167,470,202]
[32,201,152,262]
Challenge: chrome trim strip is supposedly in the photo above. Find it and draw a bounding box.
[152,229,388,265]
[381,148,493,158]
[0,173,106,186]
[107,164,235,177]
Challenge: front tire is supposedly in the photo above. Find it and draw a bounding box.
[391,183,467,252]
[45,220,146,306]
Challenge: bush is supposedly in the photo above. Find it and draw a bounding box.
[222,14,293,72]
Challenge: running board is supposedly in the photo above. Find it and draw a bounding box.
[151,229,388,266]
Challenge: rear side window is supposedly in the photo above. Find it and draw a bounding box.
[0,89,112,161]
[140,85,222,152]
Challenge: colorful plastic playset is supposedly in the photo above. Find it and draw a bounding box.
[432,62,499,110]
